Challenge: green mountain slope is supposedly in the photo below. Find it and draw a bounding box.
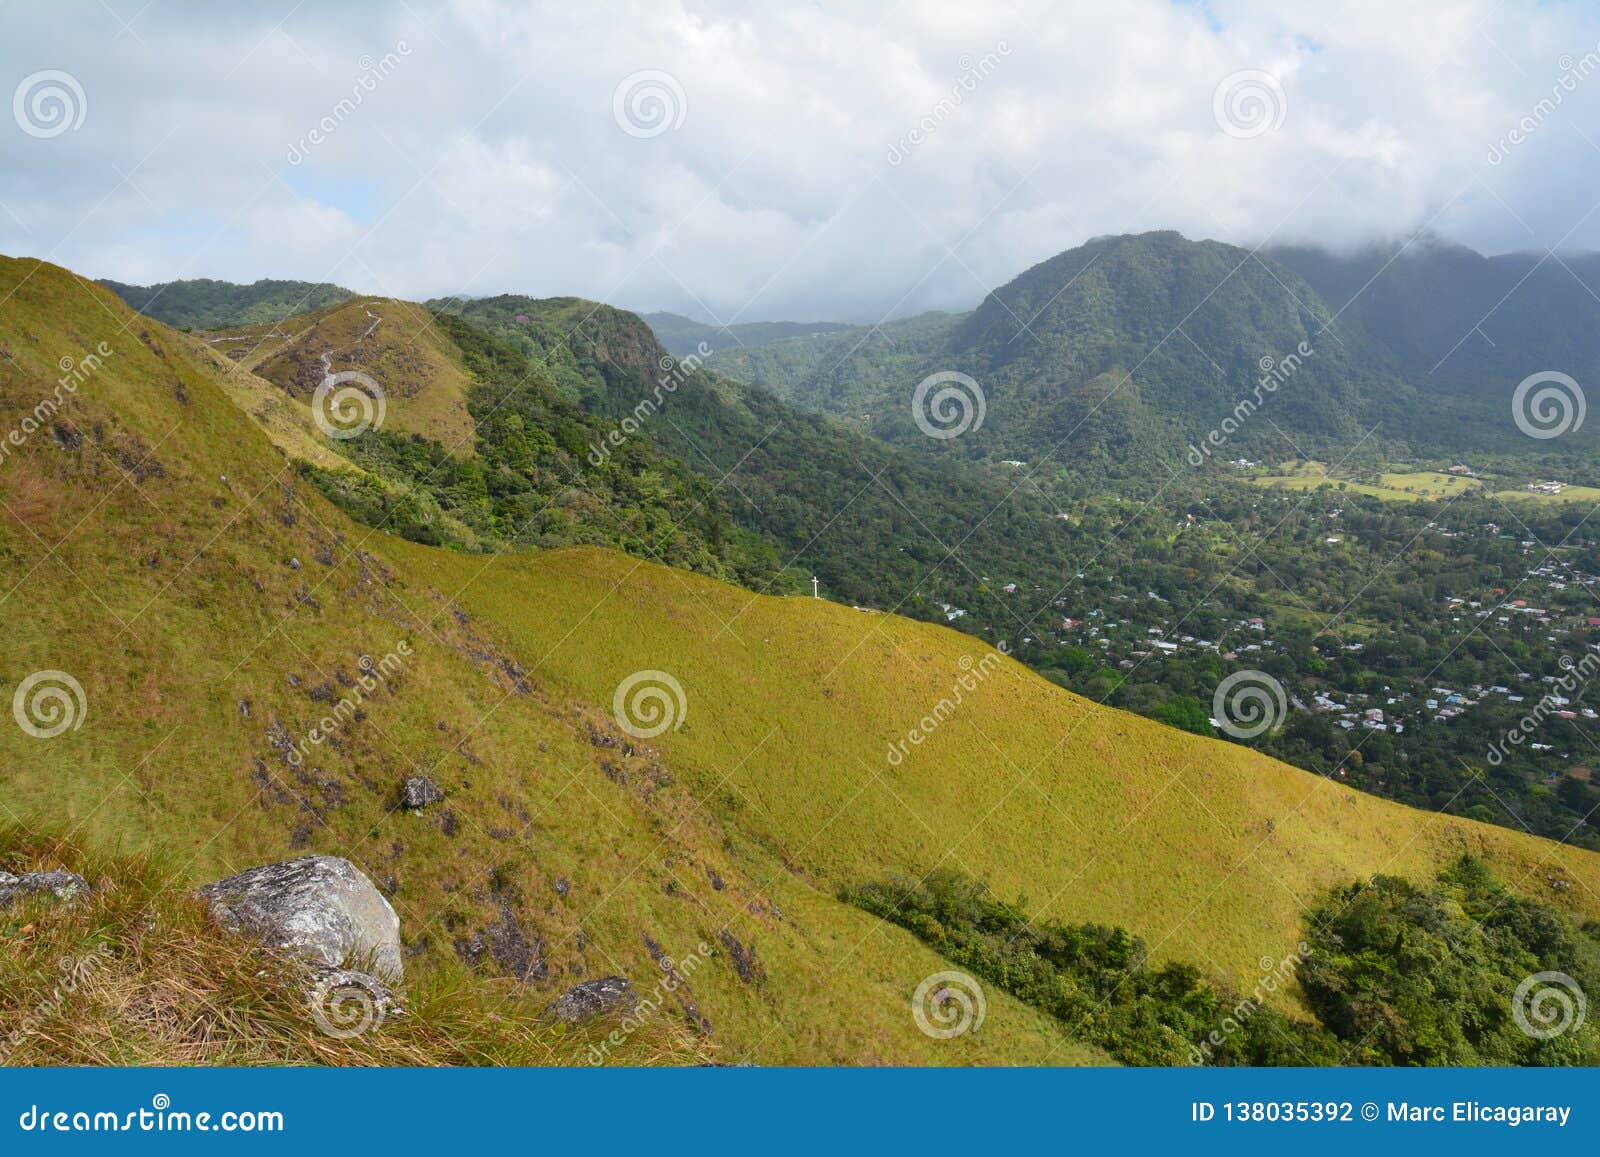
[706,230,1600,467]
[109,257,1600,859]
[204,297,780,579]
[100,277,355,330]
[6,254,1600,1067]
[707,232,1408,469]
[1268,237,1600,442]
[434,294,1089,623]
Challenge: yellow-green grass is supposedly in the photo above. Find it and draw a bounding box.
[1499,483,1600,505]
[212,297,477,451]
[0,824,711,1066]
[1377,470,1483,498]
[1256,461,1600,507]
[184,333,352,471]
[1254,461,1484,502]
[425,543,1600,998]
[0,255,1101,1065]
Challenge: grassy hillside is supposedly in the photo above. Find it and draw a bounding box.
[0,255,1099,1065]
[184,334,352,472]
[5,253,1600,1066]
[421,543,1600,987]
[210,297,478,450]
[235,302,777,578]
[0,824,710,1066]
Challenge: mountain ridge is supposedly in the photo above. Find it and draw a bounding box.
[640,311,849,359]
[701,230,1600,465]
[100,276,356,330]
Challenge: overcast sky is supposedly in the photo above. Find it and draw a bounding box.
[4,0,1600,323]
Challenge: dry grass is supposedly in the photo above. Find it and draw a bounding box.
[0,824,712,1066]
[217,297,478,451]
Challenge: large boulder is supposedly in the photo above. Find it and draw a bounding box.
[541,976,635,1024]
[0,869,88,907]
[199,855,402,983]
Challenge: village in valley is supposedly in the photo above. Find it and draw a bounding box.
[967,481,1600,846]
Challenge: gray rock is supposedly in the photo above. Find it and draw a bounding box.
[541,975,635,1024]
[0,869,89,907]
[305,967,403,1036]
[399,776,443,810]
[199,855,403,983]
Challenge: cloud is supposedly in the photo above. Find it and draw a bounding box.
[3,0,1600,321]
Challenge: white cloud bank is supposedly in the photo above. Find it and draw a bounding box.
[3,0,1600,321]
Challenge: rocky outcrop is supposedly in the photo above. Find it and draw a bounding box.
[199,855,402,983]
[452,904,545,983]
[541,975,634,1024]
[0,869,88,907]
[399,776,443,810]
[717,930,765,985]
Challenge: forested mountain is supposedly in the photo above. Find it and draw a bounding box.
[707,231,1600,469]
[1267,235,1600,414]
[433,294,1085,620]
[100,276,355,329]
